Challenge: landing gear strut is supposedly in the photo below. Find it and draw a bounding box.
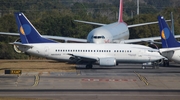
[163,60,169,67]
[86,63,93,69]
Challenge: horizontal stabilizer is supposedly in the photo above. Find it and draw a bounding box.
[9,42,33,48]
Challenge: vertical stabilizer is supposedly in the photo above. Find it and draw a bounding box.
[14,12,56,44]
[118,0,123,23]
[158,16,180,48]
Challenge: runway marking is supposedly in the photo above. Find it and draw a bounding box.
[32,74,40,87]
[134,71,149,86]
[81,78,136,82]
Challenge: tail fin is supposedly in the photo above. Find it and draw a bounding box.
[157,15,180,48]
[14,12,56,44]
[118,0,123,23]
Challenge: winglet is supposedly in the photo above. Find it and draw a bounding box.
[118,0,123,23]
[14,12,57,44]
[158,15,180,48]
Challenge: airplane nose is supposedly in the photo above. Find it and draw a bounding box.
[92,39,104,44]
[90,35,107,43]
[152,54,165,61]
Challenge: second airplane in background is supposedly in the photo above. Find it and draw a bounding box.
[74,0,169,44]
[1,0,179,44]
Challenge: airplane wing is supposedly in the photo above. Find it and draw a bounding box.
[68,53,98,63]
[74,20,170,28]
[0,32,87,43]
[128,21,159,28]
[74,20,106,26]
[128,20,171,28]
[120,35,180,44]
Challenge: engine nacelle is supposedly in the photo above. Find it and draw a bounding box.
[99,57,116,66]
[13,38,24,53]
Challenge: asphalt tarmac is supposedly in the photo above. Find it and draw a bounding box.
[0,62,180,100]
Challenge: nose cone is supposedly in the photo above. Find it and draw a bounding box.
[87,28,112,44]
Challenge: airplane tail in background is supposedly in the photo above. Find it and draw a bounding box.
[118,0,123,23]
[158,15,180,48]
[14,12,57,44]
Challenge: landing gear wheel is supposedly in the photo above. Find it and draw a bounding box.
[86,64,93,69]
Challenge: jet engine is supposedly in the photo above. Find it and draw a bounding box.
[13,38,24,53]
[99,57,116,66]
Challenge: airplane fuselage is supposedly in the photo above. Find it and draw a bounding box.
[19,43,163,66]
[87,22,129,43]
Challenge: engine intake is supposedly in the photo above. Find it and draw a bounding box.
[13,38,24,53]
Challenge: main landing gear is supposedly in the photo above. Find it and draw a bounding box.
[163,60,169,67]
[86,63,93,69]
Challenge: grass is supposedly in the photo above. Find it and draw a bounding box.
[0,60,76,74]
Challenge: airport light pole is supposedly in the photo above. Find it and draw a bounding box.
[137,0,139,15]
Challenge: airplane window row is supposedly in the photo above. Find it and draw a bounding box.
[55,49,111,52]
[114,50,132,53]
[55,49,132,53]
[91,36,105,39]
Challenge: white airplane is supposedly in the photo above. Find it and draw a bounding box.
[1,0,180,44]
[158,15,180,65]
[10,12,164,69]
[74,0,177,44]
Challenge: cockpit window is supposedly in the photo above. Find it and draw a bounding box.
[93,36,105,39]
